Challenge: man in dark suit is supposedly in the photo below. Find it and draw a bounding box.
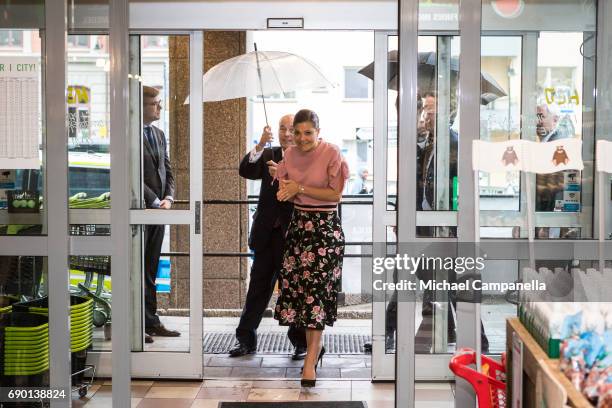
[229,114,307,359]
[142,86,179,343]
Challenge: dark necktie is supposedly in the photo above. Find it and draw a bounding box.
[144,126,156,151]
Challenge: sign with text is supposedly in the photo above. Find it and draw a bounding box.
[0,57,40,169]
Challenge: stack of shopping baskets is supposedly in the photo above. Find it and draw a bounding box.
[1,295,95,396]
[1,312,50,380]
[13,295,95,354]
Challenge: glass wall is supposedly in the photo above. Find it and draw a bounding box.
[478,0,598,354]
[0,30,44,235]
[67,34,110,201]
[129,35,192,353]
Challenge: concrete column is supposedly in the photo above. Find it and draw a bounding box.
[202,31,248,310]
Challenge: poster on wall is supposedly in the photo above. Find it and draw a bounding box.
[0,57,40,169]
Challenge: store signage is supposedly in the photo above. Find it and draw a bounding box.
[0,56,41,169]
[562,171,581,212]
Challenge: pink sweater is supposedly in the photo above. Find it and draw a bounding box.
[276,140,349,210]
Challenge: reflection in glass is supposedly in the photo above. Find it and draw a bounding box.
[414,36,460,224]
[534,33,592,226]
[0,30,45,235]
[478,0,597,355]
[67,35,111,205]
[479,36,522,212]
[386,36,398,210]
[137,35,190,210]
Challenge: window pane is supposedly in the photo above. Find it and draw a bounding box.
[344,67,370,99]
[67,35,111,207]
[133,35,190,210]
[0,30,23,47]
[479,36,522,213]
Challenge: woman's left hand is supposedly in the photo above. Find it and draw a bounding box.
[277,180,300,201]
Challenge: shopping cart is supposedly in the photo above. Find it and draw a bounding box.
[449,348,507,408]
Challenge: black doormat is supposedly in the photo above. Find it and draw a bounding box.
[204,332,370,354]
[218,403,366,408]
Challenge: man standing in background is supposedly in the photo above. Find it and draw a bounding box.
[229,114,307,359]
[142,85,180,343]
[535,103,574,212]
[351,168,370,194]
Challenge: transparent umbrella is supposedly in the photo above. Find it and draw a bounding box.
[201,44,334,126]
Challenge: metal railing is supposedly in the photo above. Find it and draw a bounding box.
[160,194,378,258]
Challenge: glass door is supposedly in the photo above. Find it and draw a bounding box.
[127,31,203,378]
[84,32,203,379]
[372,31,461,381]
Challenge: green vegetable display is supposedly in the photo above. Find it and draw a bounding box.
[69,192,111,209]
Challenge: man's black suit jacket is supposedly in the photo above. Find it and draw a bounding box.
[143,125,175,208]
[239,147,293,252]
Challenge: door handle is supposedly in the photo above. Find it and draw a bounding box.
[195,200,201,235]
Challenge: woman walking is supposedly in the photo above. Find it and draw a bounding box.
[274,109,349,387]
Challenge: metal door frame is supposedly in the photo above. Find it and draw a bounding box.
[84,29,204,380]
[371,28,458,382]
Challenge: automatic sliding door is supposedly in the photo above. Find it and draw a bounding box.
[127,32,203,378]
[129,33,193,353]
[373,32,462,381]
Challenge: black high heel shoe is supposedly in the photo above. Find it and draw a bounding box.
[301,346,325,387]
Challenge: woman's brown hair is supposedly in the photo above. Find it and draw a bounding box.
[293,109,320,129]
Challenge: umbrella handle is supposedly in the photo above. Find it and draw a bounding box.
[254,43,271,147]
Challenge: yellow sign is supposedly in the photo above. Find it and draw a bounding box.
[544,87,579,106]
[67,85,91,105]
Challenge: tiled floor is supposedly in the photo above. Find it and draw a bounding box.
[82,304,512,406]
[72,379,455,407]
[204,352,371,379]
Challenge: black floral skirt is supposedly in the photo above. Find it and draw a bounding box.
[274,209,345,329]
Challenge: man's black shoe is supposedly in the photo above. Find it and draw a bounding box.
[292,346,307,360]
[229,343,256,357]
[146,325,181,337]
